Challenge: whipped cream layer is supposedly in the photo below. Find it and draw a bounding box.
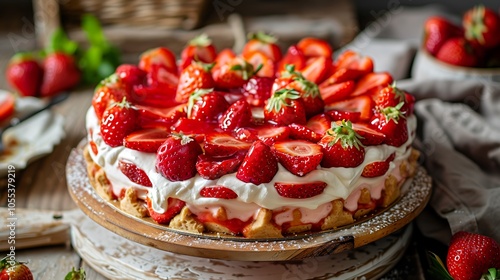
[86,107,417,224]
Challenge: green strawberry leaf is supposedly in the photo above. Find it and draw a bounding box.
[427,251,454,280]
[47,27,79,55]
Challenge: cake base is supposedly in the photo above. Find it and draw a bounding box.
[67,140,432,261]
[71,214,413,280]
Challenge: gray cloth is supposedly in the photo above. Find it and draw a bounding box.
[342,5,500,245]
[398,79,500,245]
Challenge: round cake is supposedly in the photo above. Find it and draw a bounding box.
[84,33,420,238]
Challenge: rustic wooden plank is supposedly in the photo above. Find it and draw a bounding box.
[17,246,81,279]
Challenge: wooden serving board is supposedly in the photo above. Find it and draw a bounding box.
[66,142,432,261]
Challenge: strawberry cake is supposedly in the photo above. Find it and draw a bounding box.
[84,33,420,238]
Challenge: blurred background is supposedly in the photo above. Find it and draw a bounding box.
[1,0,500,89]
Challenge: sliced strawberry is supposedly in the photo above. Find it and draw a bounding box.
[180,34,217,70]
[196,153,245,180]
[272,140,323,176]
[156,133,203,181]
[326,95,374,121]
[195,211,250,235]
[242,32,282,62]
[320,68,367,87]
[212,57,255,89]
[319,80,355,104]
[199,185,239,199]
[124,128,171,153]
[139,47,177,75]
[135,104,186,130]
[300,56,332,84]
[214,48,237,67]
[254,125,290,146]
[333,50,374,73]
[244,50,276,78]
[277,45,307,73]
[118,159,153,186]
[240,76,274,107]
[236,140,278,184]
[274,182,327,199]
[351,122,386,146]
[305,113,331,136]
[351,72,393,97]
[296,37,333,58]
[325,109,361,123]
[0,91,15,123]
[132,81,179,108]
[219,99,253,131]
[147,197,185,224]
[361,153,395,178]
[287,77,324,118]
[288,123,322,142]
[146,64,179,87]
[171,118,221,141]
[373,83,407,109]
[204,133,252,157]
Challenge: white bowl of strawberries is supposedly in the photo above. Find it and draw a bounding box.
[412,5,500,82]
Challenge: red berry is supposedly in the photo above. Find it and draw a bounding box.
[116,64,146,86]
[146,197,185,224]
[240,76,274,107]
[236,141,278,184]
[436,37,478,67]
[100,98,138,147]
[123,128,170,153]
[156,133,202,181]
[318,120,365,168]
[274,181,327,199]
[272,140,323,176]
[40,52,81,97]
[175,61,215,103]
[187,89,229,123]
[6,53,43,97]
[204,133,252,157]
[200,186,238,199]
[118,159,153,186]
[196,153,245,180]
[264,88,306,126]
[219,99,253,131]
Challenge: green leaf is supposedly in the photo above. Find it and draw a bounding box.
[81,14,107,47]
[47,28,79,55]
[426,251,454,280]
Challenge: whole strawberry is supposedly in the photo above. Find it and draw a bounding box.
[100,98,138,147]
[447,231,500,280]
[156,133,202,181]
[6,53,43,97]
[175,61,214,103]
[0,257,33,280]
[318,120,365,168]
[236,140,278,184]
[264,88,307,126]
[40,52,81,97]
[423,16,463,56]
[186,89,229,122]
[436,37,478,67]
[463,5,500,49]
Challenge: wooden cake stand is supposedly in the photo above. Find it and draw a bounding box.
[66,141,432,263]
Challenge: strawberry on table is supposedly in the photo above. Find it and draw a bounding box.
[199,186,239,199]
[156,133,202,181]
[175,61,215,103]
[180,34,217,70]
[463,5,500,49]
[296,37,333,58]
[0,91,15,123]
[236,140,278,184]
[0,257,33,280]
[100,97,138,147]
[318,120,365,168]
[118,159,153,187]
[436,37,479,67]
[272,140,323,176]
[123,128,171,153]
[186,88,229,122]
[6,53,43,97]
[423,16,463,56]
[264,88,306,126]
[40,52,81,97]
[146,197,186,224]
[242,32,282,62]
[274,181,327,199]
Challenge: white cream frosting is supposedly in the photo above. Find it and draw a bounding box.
[86,107,417,224]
